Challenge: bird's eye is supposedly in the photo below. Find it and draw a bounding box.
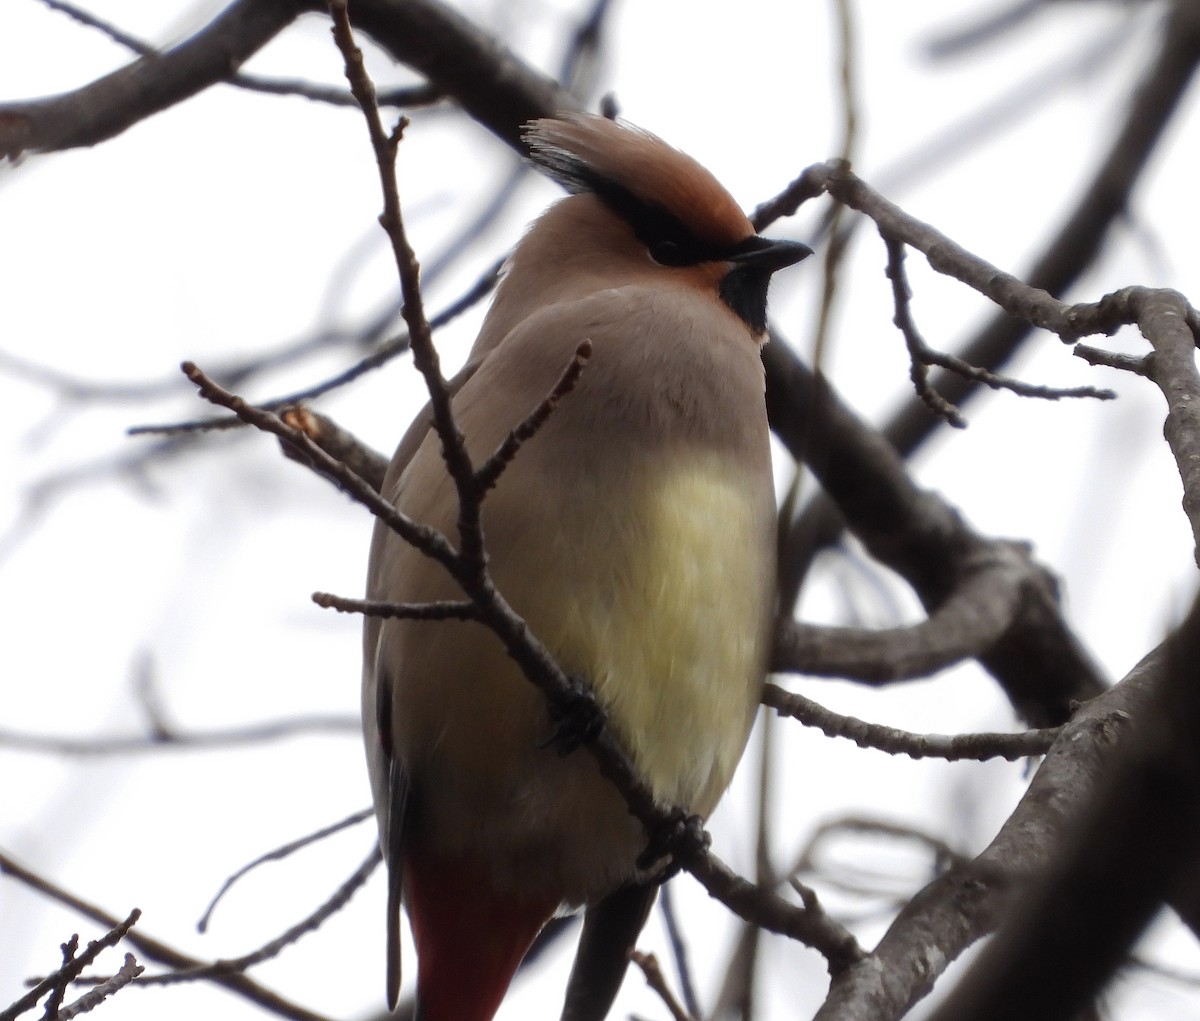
[649,240,686,266]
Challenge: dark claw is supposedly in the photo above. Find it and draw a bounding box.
[537,676,606,755]
[637,808,711,874]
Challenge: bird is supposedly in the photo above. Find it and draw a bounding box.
[362,112,811,1021]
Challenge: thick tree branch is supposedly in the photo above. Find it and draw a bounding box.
[0,0,580,161]
[0,0,299,157]
[337,0,580,148]
[765,341,1108,726]
[771,539,1033,682]
[809,635,1158,1020]
[924,589,1200,1021]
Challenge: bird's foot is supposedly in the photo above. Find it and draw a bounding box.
[637,808,711,875]
[537,677,607,756]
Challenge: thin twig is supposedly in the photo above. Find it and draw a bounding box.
[279,406,390,492]
[790,816,963,905]
[0,715,356,756]
[329,0,485,577]
[809,0,860,374]
[474,340,593,493]
[180,361,459,573]
[1074,343,1155,379]
[883,235,1115,427]
[56,955,143,1020]
[198,809,375,932]
[128,256,503,437]
[763,684,1061,761]
[137,850,380,985]
[0,911,140,1021]
[630,951,697,1021]
[659,882,701,1020]
[0,853,335,1021]
[885,236,967,427]
[311,592,479,621]
[40,934,78,1021]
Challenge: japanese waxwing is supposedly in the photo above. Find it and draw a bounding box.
[362,113,811,1021]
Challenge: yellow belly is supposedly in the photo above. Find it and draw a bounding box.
[526,460,772,815]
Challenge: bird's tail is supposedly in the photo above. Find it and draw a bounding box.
[406,849,558,1021]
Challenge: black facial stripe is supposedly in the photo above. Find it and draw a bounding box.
[594,180,734,265]
[531,149,737,265]
[532,147,782,331]
[592,174,777,331]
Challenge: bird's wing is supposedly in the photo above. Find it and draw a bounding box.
[366,356,483,1011]
[384,754,410,1010]
[560,883,658,1021]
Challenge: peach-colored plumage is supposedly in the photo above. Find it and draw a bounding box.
[362,113,810,1021]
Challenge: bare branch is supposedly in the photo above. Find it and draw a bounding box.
[0,0,298,158]
[128,255,504,438]
[0,715,356,756]
[180,360,460,572]
[882,236,1115,428]
[198,809,374,932]
[56,954,144,1020]
[311,592,478,621]
[38,0,442,109]
[342,0,579,152]
[0,911,140,1021]
[630,951,697,1021]
[924,593,1200,1021]
[279,407,390,493]
[1,0,581,160]
[808,0,861,373]
[1115,288,1200,562]
[882,0,1200,453]
[658,882,701,1020]
[474,339,593,494]
[765,341,1108,727]
[772,539,1036,682]
[750,163,828,233]
[327,0,481,570]
[40,934,78,1021]
[0,852,333,1021]
[775,0,1200,627]
[763,685,1060,762]
[137,850,379,986]
[795,816,963,886]
[811,603,1200,1021]
[885,235,968,428]
[1073,343,1155,379]
[922,0,1047,59]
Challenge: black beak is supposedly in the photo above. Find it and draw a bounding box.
[727,236,813,274]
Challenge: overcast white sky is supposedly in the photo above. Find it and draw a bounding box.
[2,1,1199,1019]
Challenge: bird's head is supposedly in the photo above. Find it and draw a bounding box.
[523,114,812,336]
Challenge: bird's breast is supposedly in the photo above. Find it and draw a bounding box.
[505,452,773,816]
